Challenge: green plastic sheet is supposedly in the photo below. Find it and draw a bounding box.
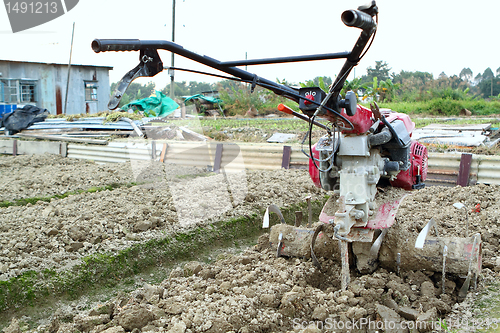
[122,91,179,117]
[183,94,223,104]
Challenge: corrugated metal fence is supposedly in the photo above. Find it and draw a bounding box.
[67,141,309,172]
[64,141,500,186]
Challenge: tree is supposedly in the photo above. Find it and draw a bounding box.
[459,68,473,82]
[187,81,216,95]
[110,82,155,100]
[341,78,366,98]
[313,76,333,88]
[378,79,400,102]
[365,61,392,82]
[482,67,494,80]
[477,68,500,98]
[161,81,190,97]
[438,72,448,79]
[392,70,433,84]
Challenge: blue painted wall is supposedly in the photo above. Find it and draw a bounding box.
[0,60,112,115]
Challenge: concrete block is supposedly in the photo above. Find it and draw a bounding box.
[17,141,62,155]
[0,140,13,154]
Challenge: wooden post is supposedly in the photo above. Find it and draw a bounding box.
[281,145,291,169]
[151,140,156,160]
[457,153,473,187]
[213,143,223,173]
[294,211,302,227]
[60,142,68,157]
[160,144,167,163]
[12,139,17,156]
[181,103,186,119]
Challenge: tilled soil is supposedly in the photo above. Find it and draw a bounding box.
[0,154,325,280]
[0,154,133,202]
[1,154,500,332]
[8,247,499,333]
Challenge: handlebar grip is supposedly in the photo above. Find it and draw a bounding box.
[341,10,376,30]
[91,39,142,53]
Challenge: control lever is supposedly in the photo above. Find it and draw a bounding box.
[108,49,163,110]
[338,91,357,116]
[358,1,379,16]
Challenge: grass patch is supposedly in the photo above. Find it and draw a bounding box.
[412,118,500,129]
[0,197,327,316]
[0,182,131,208]
[377,99,500,116]
[474,282,500,332]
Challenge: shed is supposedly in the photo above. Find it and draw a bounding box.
[0,59,112,116]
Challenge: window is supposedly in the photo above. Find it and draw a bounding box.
[0,79,37,103]
[20,81,37,103]
[85,81,98,101]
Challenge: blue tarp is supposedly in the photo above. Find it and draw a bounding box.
[122,91,179,117]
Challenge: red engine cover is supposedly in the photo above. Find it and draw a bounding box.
[390,141,428,190]
[340,105,373,135]
[309,143,322,188]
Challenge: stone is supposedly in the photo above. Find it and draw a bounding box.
[198,268,215,280]
[47,228,59,236]
[311,305,327,321]
[281,291,300,306]
[205,286,217,295]
[205,318,233,333]
[199,320,212,332]
[183,261,202,276]
[375,304,408,333]
[398,306,420,320]
[101,327,125,333]
[88,303,115,317]
[239,256,252,265]
[420,281,436,298]
[416,307,438,332]
[381,294,399,311]
[143,283,163,301]
[2,318,21,333]
[134,221,153,232]
[68,242,84,252]
[68,226,85,241]
[42,206,55,218]
[242,287,256,299]
[159,299,184,315]
[260,294,276,307]
[219,281,231,292]
[167,322,186,333]
[116,305,154,331]
[73,314,110,332]
[169,267,184,279]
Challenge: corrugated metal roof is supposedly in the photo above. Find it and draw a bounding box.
[26,117,143,131]
[0,59,113,69]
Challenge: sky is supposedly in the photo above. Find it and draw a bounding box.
[1,0,499,92]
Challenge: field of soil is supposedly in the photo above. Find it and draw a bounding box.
[0,153,499,333]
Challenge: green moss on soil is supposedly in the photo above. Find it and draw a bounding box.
[0,182,126,208]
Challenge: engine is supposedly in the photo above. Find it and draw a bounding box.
[308,104,428,236]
